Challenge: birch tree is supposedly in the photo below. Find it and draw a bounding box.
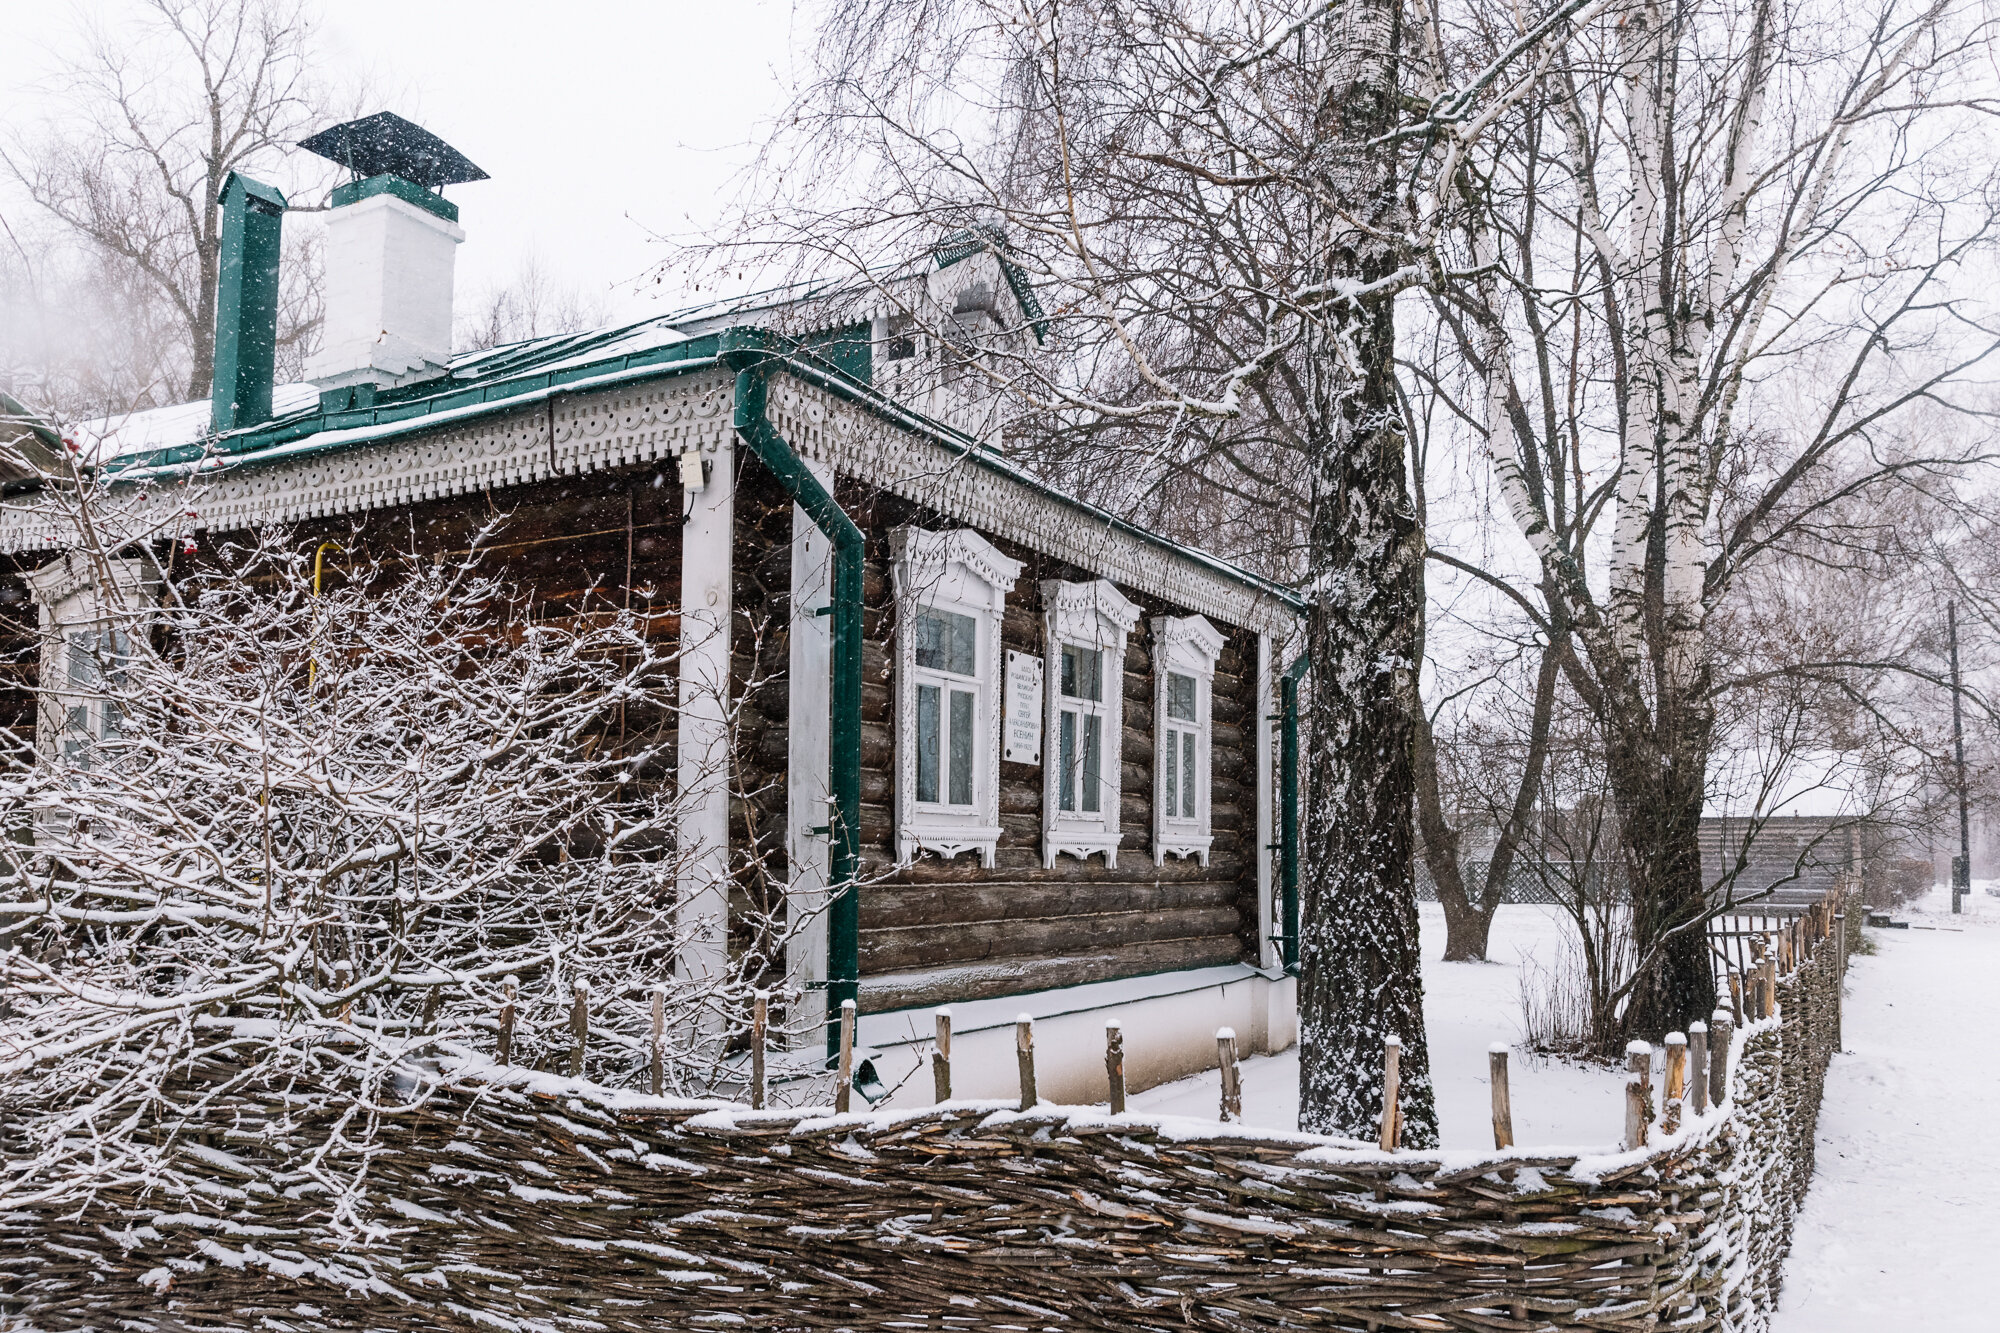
[1413,0,2000,1037]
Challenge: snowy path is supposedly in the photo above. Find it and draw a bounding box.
[1772,884,2000,1332]
[1132,904,1626,1148]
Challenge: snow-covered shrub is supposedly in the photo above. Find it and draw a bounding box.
[0,505,787,1213]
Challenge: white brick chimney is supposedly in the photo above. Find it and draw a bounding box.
[306,177,463,390]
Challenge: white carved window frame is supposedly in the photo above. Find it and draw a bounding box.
[1152,614,1226,867]
[26,553,157,762]
[1041,579,1141,868]
[892,526,1023,866]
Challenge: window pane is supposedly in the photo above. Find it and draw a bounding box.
[949,689,974,806]
[1168,672,1197,722]
[917,685,941,803]
[1059,710,1076,811]
[1061,643,1102,701]
[68,633,99,688]
[1164,725,1179,818]
[915,608,977,675]
[1182,730,1197,818]
[1082,714,1102,813]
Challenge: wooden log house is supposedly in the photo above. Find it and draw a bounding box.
[0,117,1305,1104]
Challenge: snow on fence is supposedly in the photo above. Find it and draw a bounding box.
[0,895,1850,1332]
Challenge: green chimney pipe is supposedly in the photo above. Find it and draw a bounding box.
[721,328,865,1057]
[210,172,288,435]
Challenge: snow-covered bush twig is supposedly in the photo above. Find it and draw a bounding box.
[0,476,803,1215]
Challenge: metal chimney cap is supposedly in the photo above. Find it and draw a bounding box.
[299,112,488,188]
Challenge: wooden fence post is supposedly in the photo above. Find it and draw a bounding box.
[1105,1020,1126,1113]
[1688,1021,1709,1116]
[1831,914,1845,1049]
[1762,935,1779,1018]
[1623,1041,1653,1150]
[1216,1028,1242,1122]
[1379,1037,1403,1151]
[1662,1032,1687,1134]
[649,985,664,1096]
[835,999,856,1114]
[568,979,589,1078]
[1489,1044,1514,1150]
[750,990,768,1110]
[1727,971,1744,1026]
[932,1008,952,1103]
[1016,1014,1038,1111]
[498,974,518,1066]
[1708,1011,1733,1108]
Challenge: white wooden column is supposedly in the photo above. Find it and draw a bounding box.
[1255,632,1277,969]
[676,436,734,1029]
[784,460,834,1048]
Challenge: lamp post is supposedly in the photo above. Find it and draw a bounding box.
[1950,603,1970,915]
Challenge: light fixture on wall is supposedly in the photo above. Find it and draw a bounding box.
[679,447,709,492]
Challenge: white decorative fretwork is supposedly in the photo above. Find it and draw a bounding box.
[0,365,1299,643]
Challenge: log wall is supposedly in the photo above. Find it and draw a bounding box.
[838,483,1264,1012]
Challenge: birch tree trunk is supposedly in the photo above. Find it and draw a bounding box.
[1295,0,1437,1146]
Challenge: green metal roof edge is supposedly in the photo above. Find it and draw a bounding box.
[102,328,1302,616]
[718,330,1302,614]
[0,389,62,452]
[932,227,1047,344]
[105,331,726,475]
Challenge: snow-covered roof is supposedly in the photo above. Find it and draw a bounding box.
[2,318,1303,629]
[74,321,702,464]
[1703,750,1899,821]
[75,382,324,464]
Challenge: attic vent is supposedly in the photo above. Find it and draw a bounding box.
[953,283,996,315]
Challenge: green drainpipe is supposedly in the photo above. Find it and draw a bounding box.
[1279,654,1308,974]
[721,329,864,1057]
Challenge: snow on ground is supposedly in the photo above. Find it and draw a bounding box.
[1132,903,1627,1148]
[1772,881,2000,1332]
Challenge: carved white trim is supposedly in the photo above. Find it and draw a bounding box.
[0,371,738,555]
[891,526,1023,867]
[0,366,1298,644]
[1151,614,1226,867]
[1042,579,1140,868]
[764,379,1296,638]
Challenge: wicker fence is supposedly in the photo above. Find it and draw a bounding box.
[1,901,1848,1333]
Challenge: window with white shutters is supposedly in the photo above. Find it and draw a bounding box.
[1151,614,1226,866]
[891,527,1023,866]
[1041,579,1140,867]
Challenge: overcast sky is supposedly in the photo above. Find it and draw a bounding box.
[1,0,802,324]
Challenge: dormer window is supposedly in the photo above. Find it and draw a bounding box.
[953,283,995,315]
[882,312,918,363]
[1151,615,1227,865]
[1041,580,1140,867]
[892,527,1024,866]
